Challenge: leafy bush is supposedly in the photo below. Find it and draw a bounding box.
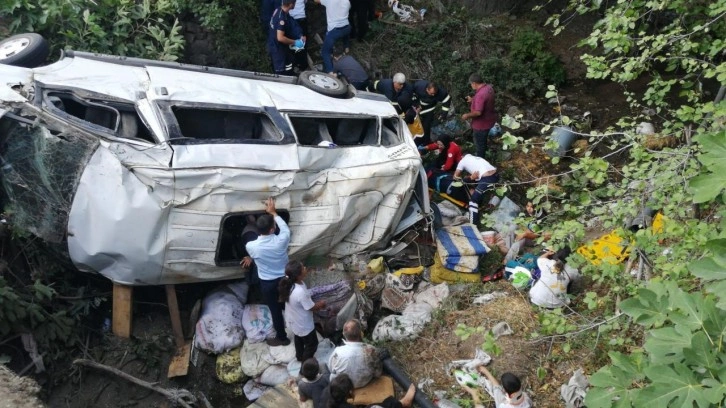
[508,29,566,89]
[2,0,185,61]
[0,234,107,367]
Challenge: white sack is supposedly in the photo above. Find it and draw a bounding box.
[194,290,246,354]
[372,303,433,341]
[267,342,297,365]
[240,340,272,377]
[259,364,291,386]
[414,283,450,309]
[242,304,275,343]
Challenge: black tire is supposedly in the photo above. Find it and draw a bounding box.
[297,71,350,98]
[0,33,50,68]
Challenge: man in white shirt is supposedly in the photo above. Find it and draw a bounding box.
[328,319,383,388]
[242,197,292,346]
[453,154,499,226]
[315,0,351,73]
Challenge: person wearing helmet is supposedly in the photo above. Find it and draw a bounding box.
[367,73,414,115]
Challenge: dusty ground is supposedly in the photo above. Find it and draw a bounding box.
[0,365,44,408]
[385,279,594,407]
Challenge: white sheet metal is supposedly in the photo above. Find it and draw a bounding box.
[145,66,394,115]
[32,57,148,102]
[0,64,31,102]
[67,146,170,285]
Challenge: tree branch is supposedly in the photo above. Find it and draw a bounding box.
[73,359,197,408]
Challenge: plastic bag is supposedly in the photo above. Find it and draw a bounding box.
[242,304,275,343]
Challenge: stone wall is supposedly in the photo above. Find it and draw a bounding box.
[181,19,220,66]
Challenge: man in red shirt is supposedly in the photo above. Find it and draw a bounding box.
[462,74,497,159]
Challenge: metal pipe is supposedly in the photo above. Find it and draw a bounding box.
[382,357,438,408]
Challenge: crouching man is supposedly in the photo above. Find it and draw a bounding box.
[453,154,499,226]
[328,319,383,388]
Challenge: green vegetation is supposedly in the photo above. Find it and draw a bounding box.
[3,0,184,60]
[2,0,725,406]
[497,0,726,406]
[367,15,566,102]
[0,235,107,366]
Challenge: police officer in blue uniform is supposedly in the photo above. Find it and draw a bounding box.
[268,0,304,76]
[412,80,452,145]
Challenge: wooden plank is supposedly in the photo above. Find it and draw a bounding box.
[351,375,395,406]
[165,285,184,348]
[249,384,299,408]
[167,341,191,378]
[112,284,133,338]
[166,285,191,378]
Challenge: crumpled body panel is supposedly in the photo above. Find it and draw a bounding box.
[2,53,429,286]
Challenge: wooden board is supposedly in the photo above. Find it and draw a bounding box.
[167,341,192,378]
[249,384,299,408]
[112,284,133,338]
[165,285,185,347]
[351,375,395,406]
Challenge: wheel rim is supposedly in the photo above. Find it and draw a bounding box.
[307,73,341,90]
[0,37,30,60]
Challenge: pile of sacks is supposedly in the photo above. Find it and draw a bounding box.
[193,278,368,402]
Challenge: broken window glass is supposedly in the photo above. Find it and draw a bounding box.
[171,107,282,143]
[43,91,155,143]
[0,121,99,244]
[381,117,402,147]
[215,211,291,266]
[289,116,381,146]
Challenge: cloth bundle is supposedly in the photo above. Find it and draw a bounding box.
[436,224,490,273]
[310,280,353,336]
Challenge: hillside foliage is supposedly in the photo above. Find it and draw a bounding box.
[1,0,725,406]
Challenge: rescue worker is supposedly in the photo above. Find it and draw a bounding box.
[412,80,452,146]
[289,0,310,72]
[261,0,282,34]
[453,154,499,226]
[267,0,305,76]
[368,73,414,115]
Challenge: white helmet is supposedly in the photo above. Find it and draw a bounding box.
[393,72,406,83]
